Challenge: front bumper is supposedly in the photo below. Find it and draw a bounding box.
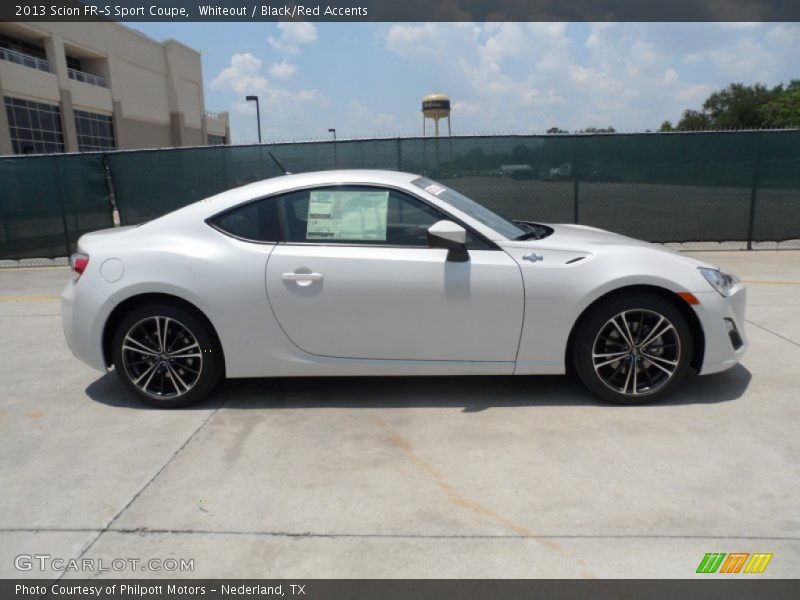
[693,283,748,375]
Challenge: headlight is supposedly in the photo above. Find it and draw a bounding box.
[698,267,740,297]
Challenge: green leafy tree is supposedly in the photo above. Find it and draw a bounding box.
[672,81,799,131]
[702,83,779,129]
[761,80,800,127]
[676,110,712,131]
[659,120,674,132]
[578,127,616,133]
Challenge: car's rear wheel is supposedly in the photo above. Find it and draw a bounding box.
[572,293,693,404]
[112,304,220,408]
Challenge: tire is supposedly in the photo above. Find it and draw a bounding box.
[112,304,221,408]
[572,293,694,405]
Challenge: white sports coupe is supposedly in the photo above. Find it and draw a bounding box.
[62,170,747,408]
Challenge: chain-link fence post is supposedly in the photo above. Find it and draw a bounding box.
[1,191,9,256]
[222,143,231,189]
[53,157,72,257]
[572,136,580,223]
[746,132,762,250]
[101,153,120,227]
[396,137,402,171]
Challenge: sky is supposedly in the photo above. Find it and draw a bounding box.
[130,22,800,143]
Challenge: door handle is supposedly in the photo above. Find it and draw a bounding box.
[281,272,324,282]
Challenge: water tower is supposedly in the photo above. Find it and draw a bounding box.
[422,93,451,137]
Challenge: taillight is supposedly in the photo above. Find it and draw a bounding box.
[69,252,89,276]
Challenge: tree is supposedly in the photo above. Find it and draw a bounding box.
[547,127,568,134]
[676,109,712,131]
[761,80,800,128]
[702,83,779,129]
[577,127,616,133]
[670,81,798,131]
[659,120,674,132]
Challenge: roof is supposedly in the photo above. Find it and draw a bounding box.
[165,169,423,222]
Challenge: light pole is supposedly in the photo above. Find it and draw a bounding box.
[328,128,337,167]
[246,95,261,143]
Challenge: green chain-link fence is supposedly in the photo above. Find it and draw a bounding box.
[1,130,799,260]
[0,152,113,260]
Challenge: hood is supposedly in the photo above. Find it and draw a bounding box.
[543,224,716,267]
[499,223,716,270]
[500,223,658,252]
[545,223,655,248]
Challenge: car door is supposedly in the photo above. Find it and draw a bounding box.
[265,185,524,362]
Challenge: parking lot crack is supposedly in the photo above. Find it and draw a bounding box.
[746,319,800,347]
[58,388,236,581]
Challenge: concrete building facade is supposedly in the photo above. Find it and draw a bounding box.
[0,21,229,155]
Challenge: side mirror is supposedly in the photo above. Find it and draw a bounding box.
[427,220,469,262]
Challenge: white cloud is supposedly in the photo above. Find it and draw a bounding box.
[228,21,794,138]
[230,85,327,142]
[480,22,527,64]
[211,53,267,94]
[675,83,714,104]
[718,22,763,30]
[268,22,318,55]
[348,100,397,129]
[452,100,482,116]
[294,89,326,104]
[386,23,438,56]
[232,98,257,115]
[280,22,318,45]
[384,22,576,130]
[269,60,297,79]
[229,84,326,111]
[662,68,679,86]
[766,24,800,46]
[630,40,659,68]
[211,23,326,140]
[386,23,480,58]
[213,51,326,141]
[687,37,772,79]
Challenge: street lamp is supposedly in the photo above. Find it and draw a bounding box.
[245,95,261,143]
[328,128,337,167]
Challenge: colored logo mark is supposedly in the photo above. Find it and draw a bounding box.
[696,552,773,574]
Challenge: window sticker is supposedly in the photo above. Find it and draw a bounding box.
[307,190,389,240]
[424,183,447,196]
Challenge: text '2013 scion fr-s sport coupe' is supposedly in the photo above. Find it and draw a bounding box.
[62,170,747,408]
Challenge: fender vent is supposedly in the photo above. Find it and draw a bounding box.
[565,256,586,264]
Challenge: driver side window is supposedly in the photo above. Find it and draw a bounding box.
[278,186,488,248]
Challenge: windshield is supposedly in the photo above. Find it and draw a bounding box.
[411,177,525,240]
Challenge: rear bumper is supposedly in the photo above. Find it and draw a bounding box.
[61,277,111,372]
[693,284,748,375]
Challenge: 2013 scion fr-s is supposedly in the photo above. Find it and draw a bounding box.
[62,170,747,408]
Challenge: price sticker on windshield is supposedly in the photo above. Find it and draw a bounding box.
[424,184,447,196]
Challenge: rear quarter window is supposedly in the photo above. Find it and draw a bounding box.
[209,198,281,242]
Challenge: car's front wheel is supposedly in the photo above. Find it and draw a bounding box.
[572,293,694,404]
[112,304,220,408]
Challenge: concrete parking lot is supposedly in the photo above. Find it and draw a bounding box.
[1,250,798,579]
